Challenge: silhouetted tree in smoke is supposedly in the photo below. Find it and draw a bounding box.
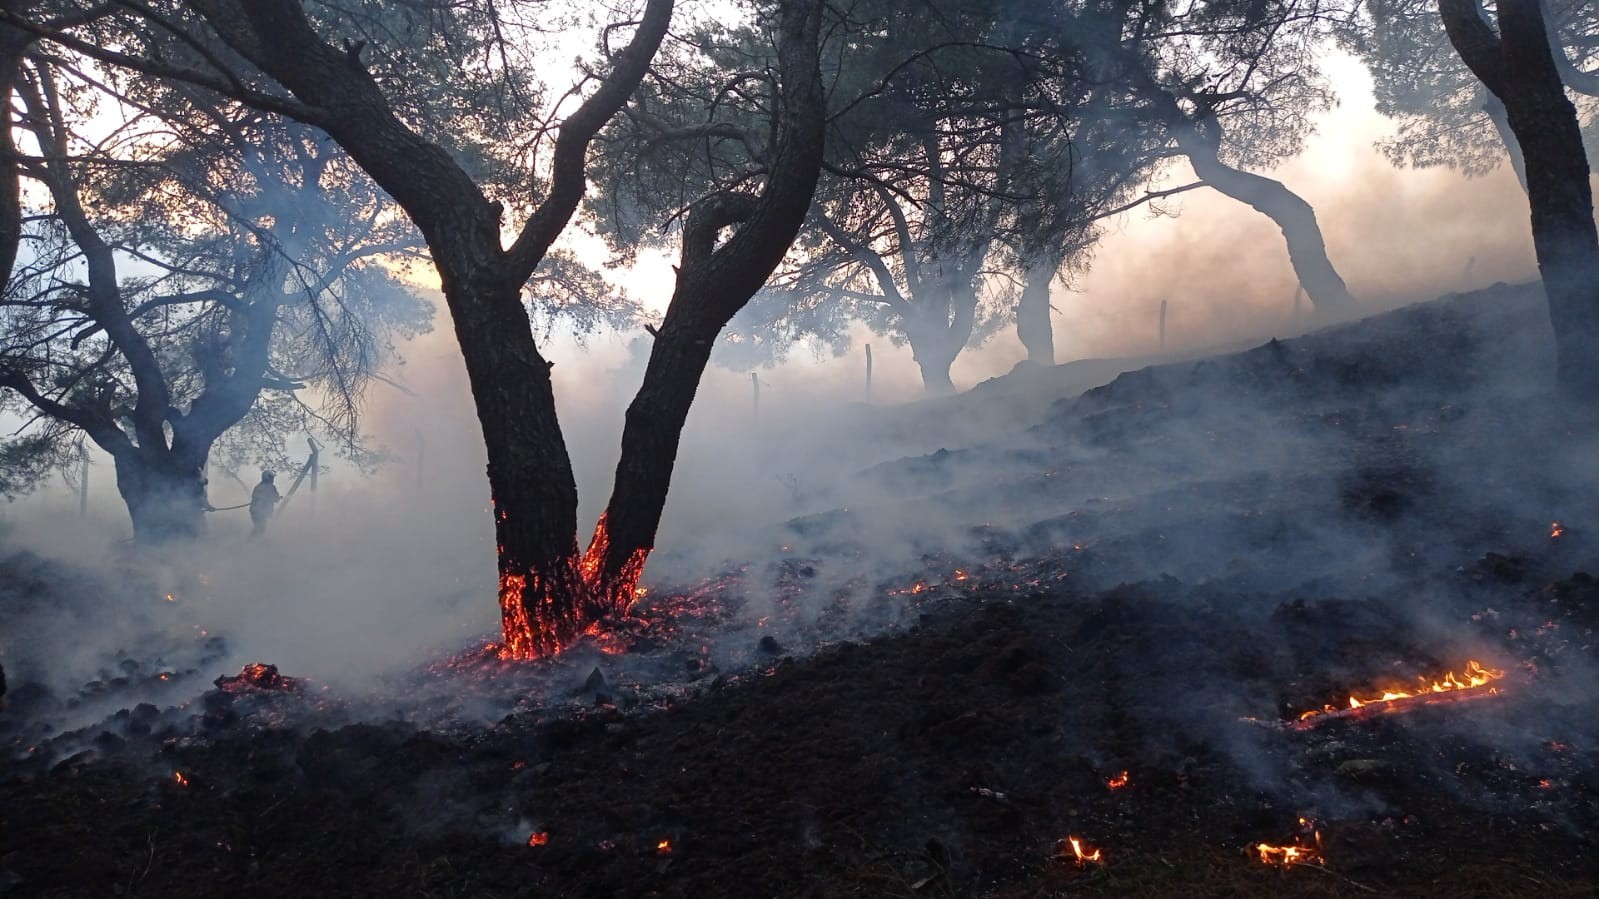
[1043,0,1358,316]
[0,26,428,542]
[1439,0,1599,398]
[1342,0,1597,192]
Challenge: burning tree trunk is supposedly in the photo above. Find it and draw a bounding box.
[1440,0,1599,399]
[503,4,828,654]
[1016,262,1057,366]
[166,0,682,656]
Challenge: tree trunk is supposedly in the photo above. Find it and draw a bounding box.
[495,0,825,658]
[1441,0,1599,398]
[1017,263,1056,365]
[1483,94,1531,192]
[442,273,586,660]
[0,15,30,296]
[1498,1,1599,397]
[1174,127,1358,314]
[113,452,206,543]
[910,326,960,395]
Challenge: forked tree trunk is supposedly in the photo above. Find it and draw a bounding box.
[1016,262,1056,365]
[1441,0,1599,398]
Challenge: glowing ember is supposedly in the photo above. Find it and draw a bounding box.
[1255,818,1321,866]
[1058,836,1103,864]
[1551,521,1566,538]
[527,831,549,847]
[656,838,673,855]
[496,513,651,660]
[1107,770,1130,790]
[214,663,300,694]
[1287,659,1506,729]
[173,772,189,787]
[164,593,176,603]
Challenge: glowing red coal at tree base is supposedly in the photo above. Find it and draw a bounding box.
[496,512,650,660]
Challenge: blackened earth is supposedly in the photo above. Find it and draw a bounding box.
[3,283,1599,898]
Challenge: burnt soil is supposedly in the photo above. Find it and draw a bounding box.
[4,283,1599,898]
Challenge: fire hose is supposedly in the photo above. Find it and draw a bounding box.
[204,438,320,515]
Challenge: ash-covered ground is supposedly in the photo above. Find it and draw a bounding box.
[3,282,1598,897]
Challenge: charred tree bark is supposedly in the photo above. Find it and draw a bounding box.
[1016,262,1057,366]
[1172,119,1358,315]
[1442,0,1599,398]
[584,4,825,645]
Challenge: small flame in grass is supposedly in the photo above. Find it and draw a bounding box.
[173,772,189,787]
[164,593,176,603]
[1058,836,1103,864]
[527,831,549,847]
[1538,778,1554,790]
[1255,817,1321,866]
[656,838,673,856]
[1107,770,1130,790]
[1255,843,1320,866]
[1551,521,1566,538]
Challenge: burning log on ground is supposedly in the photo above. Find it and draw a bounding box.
[1250,660,1508,731]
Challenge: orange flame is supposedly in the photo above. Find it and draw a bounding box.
[1551,521,1566,538]
[1061,836,1103,864]
[1255,817,1322,866]
[1107,770,1130,790]
[1294,659,1505,725]
[656,838,673,855]
[174,772,189,787]
[527,831,549,847]
[1255,843,1320,866]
